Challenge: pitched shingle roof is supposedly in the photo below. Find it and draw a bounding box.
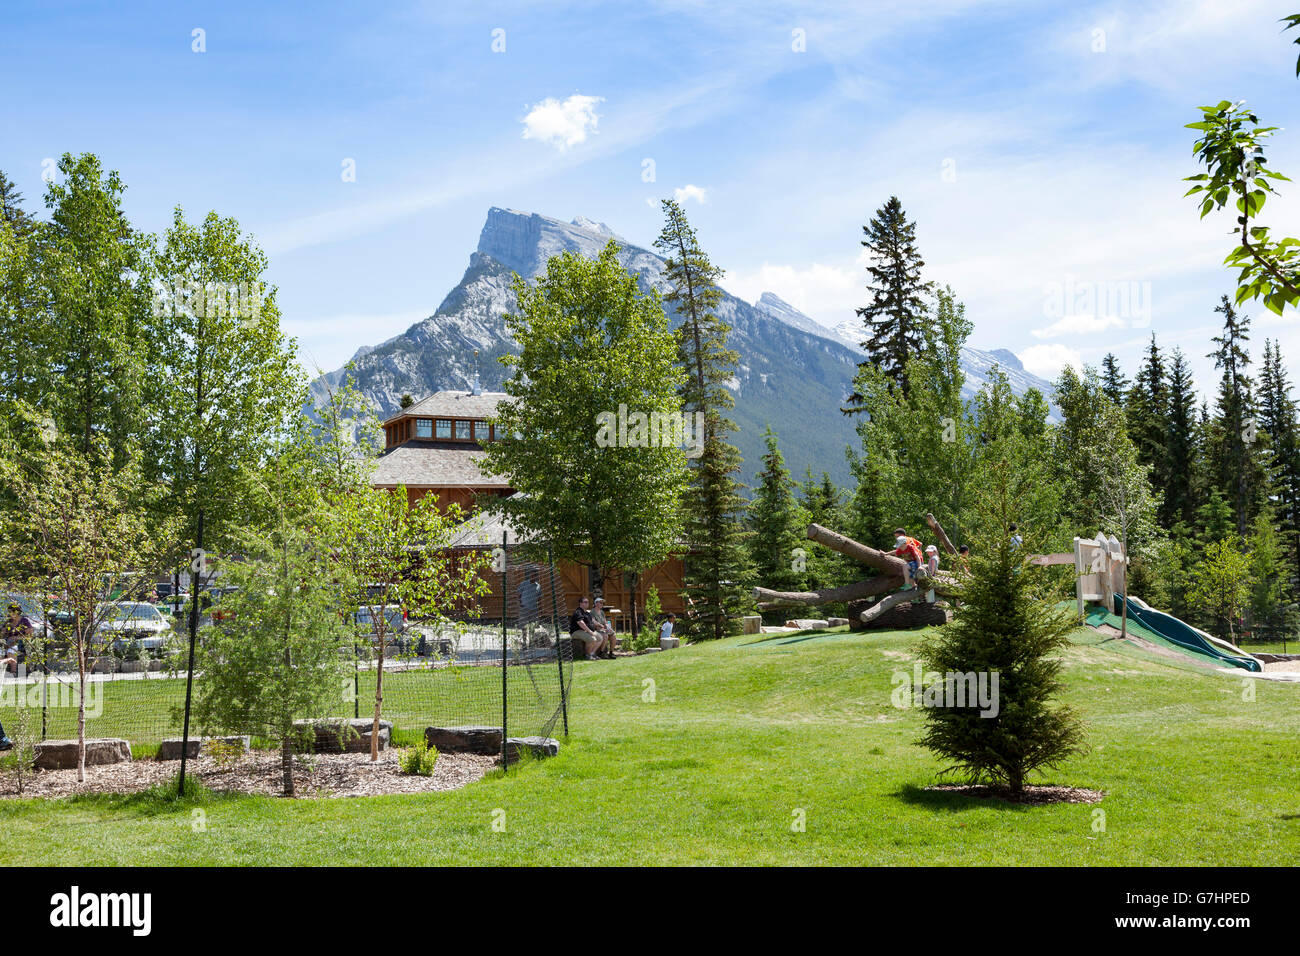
[384,390,510,425]
[370,441,510,489]
[447,507,529,547]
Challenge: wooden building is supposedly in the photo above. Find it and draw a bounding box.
[373,388,685,626]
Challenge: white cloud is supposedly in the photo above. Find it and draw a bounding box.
[672,184,708,204]
[1018,344,1083,380]
[1031,314,1127,339]
[726,250,869,328]
[521,94,604,151]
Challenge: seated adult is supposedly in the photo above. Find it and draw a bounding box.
[568,596,605,660]
[2,602,31,675]
[659,613,679,649]
[590,597,617,659]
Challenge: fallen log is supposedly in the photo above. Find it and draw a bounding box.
[859,588,929,624]
[754,575,900,609]
[924,513,957,556]
[806,523,908,577]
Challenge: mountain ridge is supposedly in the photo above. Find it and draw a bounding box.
[310,207,1057,488]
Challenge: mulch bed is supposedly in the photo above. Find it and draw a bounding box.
[925,783,1105,805]
[0,747,497,800]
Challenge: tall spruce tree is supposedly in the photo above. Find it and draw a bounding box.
[845,196,932,403]
[1126,334,1170,511]
[1163,348,1199,528]
[654,199,753,639]
[1207,295,1267,536]
[1259,338,1300,589]
[1101,353,1128,404]
[749,428,807,599]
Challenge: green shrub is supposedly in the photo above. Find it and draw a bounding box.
[398,738,438,776]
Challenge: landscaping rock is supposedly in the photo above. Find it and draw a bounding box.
[660,637,680,650]
[157,735,251,761]
[294,718,391,754]
[785,618,829,630]
[827,617,850,627]
[636,647,662,654]
[425,725,503,756]
[34,738,131,770]
[740,615,762,635]
[504,736,560,763]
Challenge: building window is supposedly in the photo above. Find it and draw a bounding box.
[473,420,490,442]
[435,419,452,439]
[454,419,471,440]
[415,419,432,439]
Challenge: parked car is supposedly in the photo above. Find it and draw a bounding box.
[352,604,407,638]
[95,602,175,655]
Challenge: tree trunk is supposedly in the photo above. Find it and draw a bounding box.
[77,650,87,783]
[806,523,909,577]
[281,734,294,797]
[371,627,385,762]
[924,513,957,555]
[754,575,899,608]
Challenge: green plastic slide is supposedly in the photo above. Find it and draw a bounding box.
[1113,594,1261,673]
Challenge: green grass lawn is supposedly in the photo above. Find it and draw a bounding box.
[2,624,1297,865]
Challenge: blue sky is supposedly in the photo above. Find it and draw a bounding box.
[4,0,1298,394]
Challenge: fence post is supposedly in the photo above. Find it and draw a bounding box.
[548,546,569,737]
[500,531,508,772]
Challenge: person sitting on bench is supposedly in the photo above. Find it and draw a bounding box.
[568,596,606,659]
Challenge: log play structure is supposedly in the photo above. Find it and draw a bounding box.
[752,516,960,630]
[752,518,1264,672]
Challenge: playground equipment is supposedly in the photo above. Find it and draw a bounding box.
[752,518,957,628]
[1041,533,1262,673]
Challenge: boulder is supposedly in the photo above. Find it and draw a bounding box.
[785,618,830,630]
[34,738,131,770]
[504,736,560,763]
[425,725,503,756]
[740,615,762,635]
[157,735,251,761]
[294,718,391,754]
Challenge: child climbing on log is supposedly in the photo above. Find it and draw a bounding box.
[892,528,924,589]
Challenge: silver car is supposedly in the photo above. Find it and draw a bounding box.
[96,602,174,654]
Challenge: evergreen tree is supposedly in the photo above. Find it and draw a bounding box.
[1126,334,1169,508]
[1100,353,1128,404]
[1259,339,1300,589]
[799,468,852,590]
[918,460,1086,794]
[845,196,932,402]
[655,199,754,639]
[1163,348,1199,528]
[0,171,35,234]
[1207,295,1267,536]
[749,428,807,599]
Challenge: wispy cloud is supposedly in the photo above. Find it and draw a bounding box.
[1031,314,1127,339]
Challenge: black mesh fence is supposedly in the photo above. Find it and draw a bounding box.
[0,542,573,760]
